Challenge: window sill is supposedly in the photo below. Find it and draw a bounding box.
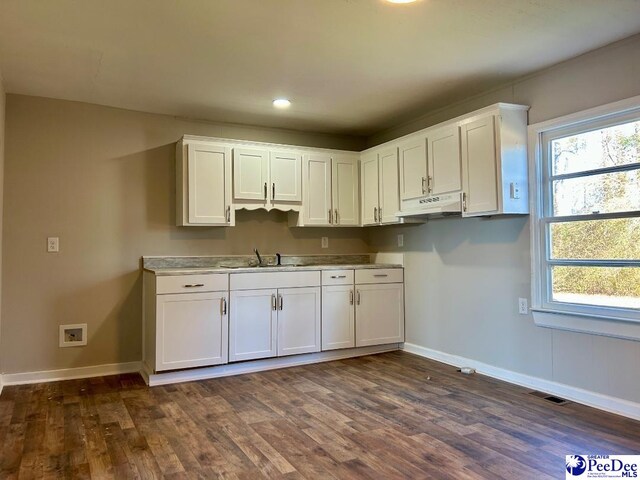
[532,308,640,341]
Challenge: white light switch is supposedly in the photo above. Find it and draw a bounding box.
[397,234,404,247]
[510,182,521,199]
[321,237,329,249]
[47,237,59,253]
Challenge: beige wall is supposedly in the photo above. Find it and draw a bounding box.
[1,95,369,374]
[368,34,640,403]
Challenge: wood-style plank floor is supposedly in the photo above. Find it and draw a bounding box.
[1,351,638,479]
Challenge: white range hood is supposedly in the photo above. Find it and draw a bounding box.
[396,191,462,218]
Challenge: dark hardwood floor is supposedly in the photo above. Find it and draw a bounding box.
[1,351,638,479]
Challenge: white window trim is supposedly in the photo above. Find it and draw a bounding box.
[528,95,640,341]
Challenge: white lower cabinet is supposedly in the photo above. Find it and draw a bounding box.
[143,270,231,373]
[355,282,405,347]
[228,271,322,362]
[229,289,278,362]
[321,285,355,350]
[277,287,321,356]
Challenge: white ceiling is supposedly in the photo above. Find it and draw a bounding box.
[1,0,640,136]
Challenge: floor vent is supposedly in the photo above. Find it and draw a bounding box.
[529,391,570,405]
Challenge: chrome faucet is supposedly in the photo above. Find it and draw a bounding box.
[253,248,263,266]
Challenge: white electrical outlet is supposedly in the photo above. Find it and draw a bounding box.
[518,297,528,315]
[397,234,404,247]
[321,237,329,248]
[510,182,521,199]
[47,237,59,253]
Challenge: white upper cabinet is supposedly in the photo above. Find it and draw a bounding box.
[378,147,401,224]
[460,107,528,217]
[332,156,359,226]
[428,125,462,195]
[176,140,233,226]
[233,147,301,209]
[299,153,359,226]
[270,151,302,202]
[399,137,427,201]
[361,147,416,226]
[360,152,380,226]
[233,148,269,201]
[303,154,332,225]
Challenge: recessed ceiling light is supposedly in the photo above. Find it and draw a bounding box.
[386,0,417,3]
[273,98,291,109]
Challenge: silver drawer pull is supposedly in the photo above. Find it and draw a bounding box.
[330,275,347,279]
[184,283,205,288]
[373,274,388,278]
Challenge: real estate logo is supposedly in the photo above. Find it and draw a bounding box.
[566,455,639,479]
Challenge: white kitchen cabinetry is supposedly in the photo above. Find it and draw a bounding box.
[143,272,230,373]
[355,269,405,347]
[176,140,233,226]
[229,271,321,362]
[298,154,359,226]
[321,269,356,350]
[233,147,302,210]
[428,125,462,195]
[361,147,412,226]
[460,107,528,217]
[229,289,277,362]
[399,137,427,201]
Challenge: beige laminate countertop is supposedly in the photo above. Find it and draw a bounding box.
[145,263,403,276]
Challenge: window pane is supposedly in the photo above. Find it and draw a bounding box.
[551,266,640,309]
[550,218,640,260]
[551,120,640,176]
[552,169,640,216]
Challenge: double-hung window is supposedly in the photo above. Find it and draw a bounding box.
[530,98,640,334]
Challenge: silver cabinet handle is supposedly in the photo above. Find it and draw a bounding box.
[350,290,354,305]
[264,182,268,199]
[272,183,275,199]
[271,293,277,311]
[278,294,283,311]
[330,275,347,279]
[226,206,231,222]
[220,297,227,315]
[373,274,388,278]
[427,176,433,193]
[356,290,361,305]
[462,192,467,212]
[184,283,205,288]
[334,209,339,225]
[373,207,378,222]
[328,209,333,224]
[421,177,427,195]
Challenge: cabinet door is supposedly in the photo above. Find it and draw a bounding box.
[461,116,499,216]
[304,154,332,225]
[187,143,231,225]
[360,153,379,225]
[399,138,427,200]
[428,125,462,195]
[270,151,302,202]
[355,283,404,347]
[233,148,269,201]
[229,289,277,362]
[156,292,228,371]
[277,287,321,356]
[322,285,355,351]
[332,156,359,226]
[378,147,401,224]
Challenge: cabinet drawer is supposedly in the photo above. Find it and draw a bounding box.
[156,274,228,294]
[230,271,320,290]
[322,270,354,286]
[355,268,403,284]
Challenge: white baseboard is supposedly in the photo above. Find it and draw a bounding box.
[146,344,401,386]
[403,343,640,421]
[1,361,142,387]
[0,374,3,396]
